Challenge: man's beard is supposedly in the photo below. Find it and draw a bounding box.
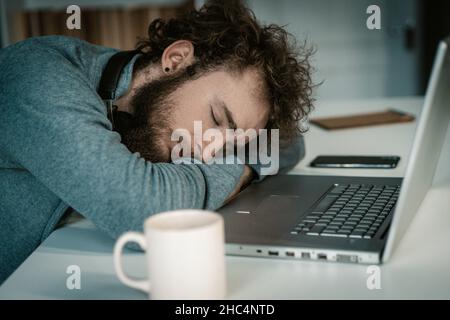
[121,67,196,163]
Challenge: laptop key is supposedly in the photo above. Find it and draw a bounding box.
[315,223,328,227]
[305,215,321,220]
[349,231,365,239]
[321,233,347,238]
[330,185,347,193]
[311,195,339,213]
[360,202,373,206]
[307,225,326,236]
[336,212,350,217]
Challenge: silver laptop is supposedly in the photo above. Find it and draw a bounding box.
[219,37,450,264]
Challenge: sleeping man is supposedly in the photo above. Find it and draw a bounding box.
[0,0,314,283]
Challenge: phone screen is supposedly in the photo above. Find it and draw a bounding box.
[310,156,400,169]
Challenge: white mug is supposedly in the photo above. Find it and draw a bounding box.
[113,209,226,299]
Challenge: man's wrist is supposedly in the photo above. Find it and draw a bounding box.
[242,165,256,188]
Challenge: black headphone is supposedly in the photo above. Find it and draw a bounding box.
[98,50,140,134]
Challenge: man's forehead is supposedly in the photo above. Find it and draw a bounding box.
[199,67,270,129]
[215,97,269,131]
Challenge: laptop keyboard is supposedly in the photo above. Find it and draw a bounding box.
[290,184,400,239]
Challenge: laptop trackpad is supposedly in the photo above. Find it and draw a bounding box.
[255,195,305,234]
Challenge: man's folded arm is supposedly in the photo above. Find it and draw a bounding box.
[1,96,243,240]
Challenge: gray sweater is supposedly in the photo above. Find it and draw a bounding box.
[0,36,304,283]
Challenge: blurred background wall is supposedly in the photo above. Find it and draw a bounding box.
[248,0,421,100]
[0,0,194,50]
[0,0,449,101]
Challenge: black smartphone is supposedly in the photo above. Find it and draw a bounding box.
[310,155,400,169]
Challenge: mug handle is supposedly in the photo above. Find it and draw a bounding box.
[113,232,150,293]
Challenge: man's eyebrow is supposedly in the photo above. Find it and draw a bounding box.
[218,100,238,130]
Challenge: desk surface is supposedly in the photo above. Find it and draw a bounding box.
[2,97,450,299]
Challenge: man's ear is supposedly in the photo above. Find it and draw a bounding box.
[161,40,195,74]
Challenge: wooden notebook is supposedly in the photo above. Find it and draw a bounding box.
[310,109,415,130]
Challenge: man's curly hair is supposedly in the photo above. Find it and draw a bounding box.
[134,0,315,142]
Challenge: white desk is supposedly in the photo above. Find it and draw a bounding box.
[2,97,450,299]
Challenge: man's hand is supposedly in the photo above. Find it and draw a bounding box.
[224,165,255,204]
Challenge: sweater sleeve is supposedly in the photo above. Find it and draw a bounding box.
[0,53,243,239]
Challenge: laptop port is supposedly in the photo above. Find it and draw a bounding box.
[268,250,279,256]
[317,253,327,260]
[256,249,262,253]
[285,251,295,257]
[301,252,311,259]
[336,254,358,263]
